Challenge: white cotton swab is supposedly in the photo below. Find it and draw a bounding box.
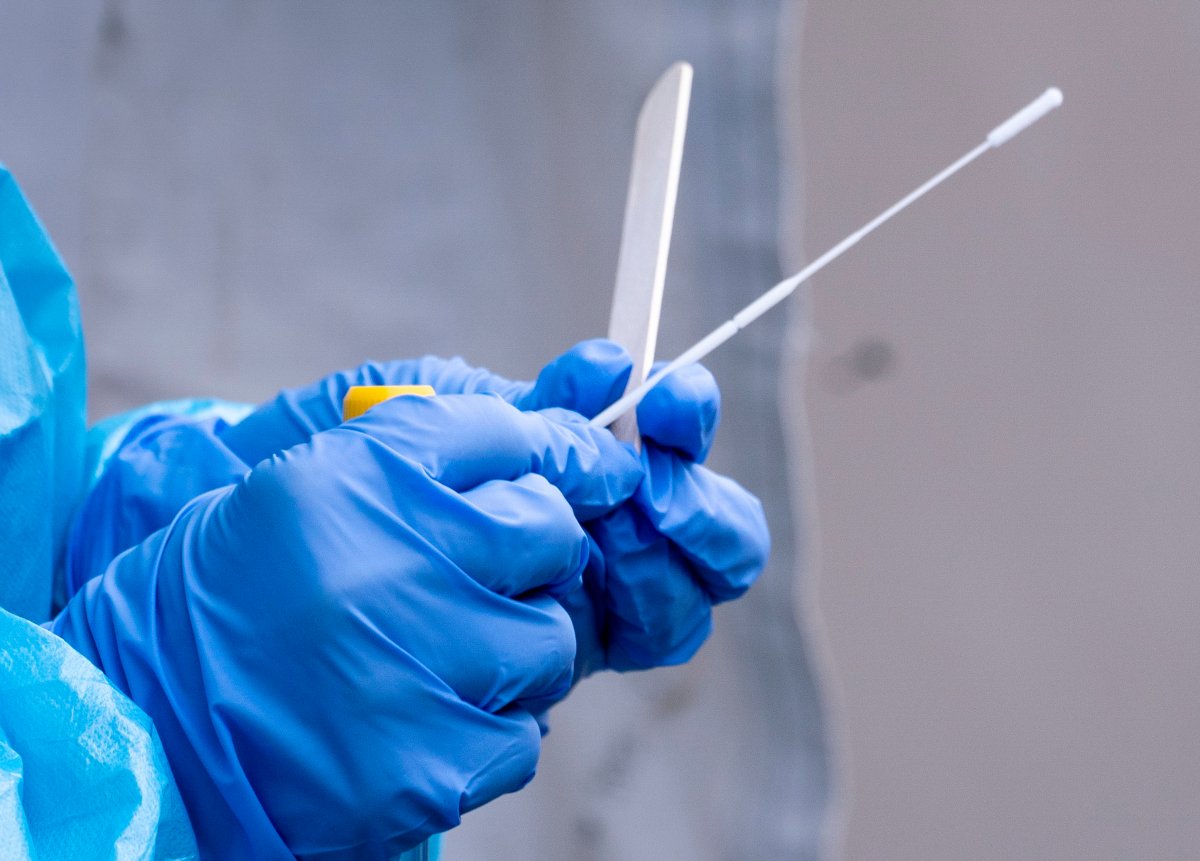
[589,87,1063,430]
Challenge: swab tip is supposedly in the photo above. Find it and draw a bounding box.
[987,86,1064,147]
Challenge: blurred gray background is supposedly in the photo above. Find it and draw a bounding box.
[795,4,1200,859]
[3,1,1199,860]
[2,2,834,859]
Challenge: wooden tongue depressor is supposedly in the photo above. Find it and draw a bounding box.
[605,62,693,448]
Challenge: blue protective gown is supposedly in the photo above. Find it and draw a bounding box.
[0,163,442,860]
[0,165,198,859]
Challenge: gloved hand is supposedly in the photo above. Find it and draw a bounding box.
[52,393,641,860]
[217,342,632,468]
[553,356,770,677]
[71,339,767,682]
[64,343,631,590]
[217,338,767,676]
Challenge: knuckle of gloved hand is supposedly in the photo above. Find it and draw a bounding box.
[534,408,643,509]
[458,393,537,445]
[638,363,719,459]
[610,605,713,671]
[694,497,770,604]
[537,339,632,414]
[478,474,587,596]
[452,593,576,713]
[529,489,590,598]
[525,594,577,697]
[458,712,543,816]
[248,430,396,526]
[236,427,426,581]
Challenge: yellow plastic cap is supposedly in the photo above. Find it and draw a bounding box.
[342,385,436,421]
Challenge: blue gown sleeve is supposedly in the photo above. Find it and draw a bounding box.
[0,165,199,860]
[0,607,198,860]
[64,399,253,600]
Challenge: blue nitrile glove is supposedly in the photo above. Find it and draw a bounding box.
[71,340,767,686]
[221,338,766,677]
[65,344,629,591]
[562,358,769,677]
[52,393,641,861]
[217,340,632,469]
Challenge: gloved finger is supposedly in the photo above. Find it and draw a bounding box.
[407,591,577,713]
[218,354,531,467]
[634,361,720,463]
[395,354,528,400]
[348,393,642,520]
[511,338,633,417]
[553,546,607,683]
[274,445,580,711]
[587,505,714,670]
[284,432,590,602]
[220,339,633,468]
[636,445,769,603]
[340,673,545,840]
[457,705,543,816]
[453,474,589,599]
[273,434,581,709]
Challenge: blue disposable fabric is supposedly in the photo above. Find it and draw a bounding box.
[0,608,197,860]
[52,393,644,859]
[0,166,198,858]
[0,165,85,621]
[66,401,253,598]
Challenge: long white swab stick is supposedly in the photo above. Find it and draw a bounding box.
[590,87,1063,430]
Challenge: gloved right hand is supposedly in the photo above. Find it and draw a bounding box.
[51,393,641,861]
[216,344,630,469]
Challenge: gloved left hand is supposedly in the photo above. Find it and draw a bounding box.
[563,359,769,677]
[71,340,769,690]
[215,344,632,469]
[65,343,632,591]
[216,340,768,679]
[53,393,642,859]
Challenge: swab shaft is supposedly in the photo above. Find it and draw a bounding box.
[588,141,990,429]
[590,89,1062,430]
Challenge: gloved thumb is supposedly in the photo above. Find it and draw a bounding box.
[635,361,720,464]
[513,339,632,418]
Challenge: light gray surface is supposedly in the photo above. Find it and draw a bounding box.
[0,2,833,859]
[797,3,1200,859]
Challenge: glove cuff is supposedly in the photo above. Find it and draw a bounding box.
[65,407,252,600]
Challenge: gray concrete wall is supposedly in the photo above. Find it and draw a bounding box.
[1,3,831,859]
[793,3,1200,858]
